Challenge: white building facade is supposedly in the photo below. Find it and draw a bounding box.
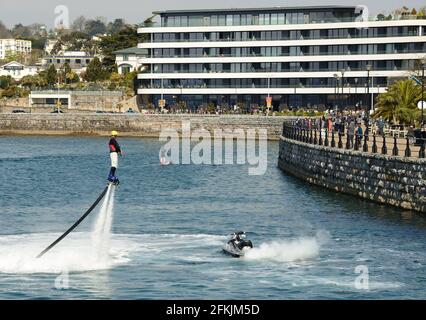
[114,47,149,74]
[0,39,32,60]
[138,6,426,110]
[0,61,41,80]
[42,51,95,74]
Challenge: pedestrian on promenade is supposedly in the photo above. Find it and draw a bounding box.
[377,117,385,136]
[355,124,363,148]
[347,120,355,148]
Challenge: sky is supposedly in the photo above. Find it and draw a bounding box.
[0,0,425,28]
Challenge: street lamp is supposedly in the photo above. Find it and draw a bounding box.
[421,60,425,126]
[340,69,345,110]
[334,73,339,111]
[366,64,372,136]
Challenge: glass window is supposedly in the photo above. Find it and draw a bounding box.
[168,16,175,27]
[233,15,240,26]
[290,13,298,24]
[203,16,210,26]
[278,13,285,24]
[189,16,202,27]
[211,15,218,26]
[181,16,188,27]
[271,14,278,25]
[226,15,233,26]
[252,15,259,25]
[218,15,226,26]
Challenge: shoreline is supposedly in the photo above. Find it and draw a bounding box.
[0,114,286,140]
[0,130,280,140]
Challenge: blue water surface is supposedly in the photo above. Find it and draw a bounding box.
[0,136,425,299]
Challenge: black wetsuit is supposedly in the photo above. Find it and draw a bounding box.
[108,137,121,180]
[109,138,121,154]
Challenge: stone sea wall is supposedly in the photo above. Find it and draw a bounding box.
[278,136,426,212]
[0,114,286,140]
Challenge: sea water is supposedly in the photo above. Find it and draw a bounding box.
[0,136,426,299]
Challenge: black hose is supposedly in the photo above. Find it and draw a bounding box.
[36,185,110,259]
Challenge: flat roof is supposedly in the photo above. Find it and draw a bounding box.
[153,5,358,15]
[113,46,149,55]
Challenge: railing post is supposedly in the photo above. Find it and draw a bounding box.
[346,133,351,149]
[324,130,329,147]
[338,132,343,148]
[392,136,398,156]
[319,127,323,146]
[331,130,336,148]
[314,129,318,145]
[405,137,411,157]
[372,133,378,153]
[309,129,313,144]
[382,135,388,155]
[420,139,425,158]
[354,135,360,151]
[363,133,368,152]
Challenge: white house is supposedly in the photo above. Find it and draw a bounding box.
[0,39,32,60]
[0,61,41,80]
[42,51,95,75]
[113,47,149,74]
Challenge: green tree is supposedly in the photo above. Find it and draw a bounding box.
[45,64,58,86]
[20,74,47,90]
[83,57,108,82]
[99,25,143,72]
[374,80,421,124]
[0,20,12,38]
[107,19,126,34]
[71,16,87,32]
[84,19,107,37]
[0,75,13,89]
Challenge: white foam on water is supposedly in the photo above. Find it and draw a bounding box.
[0,185,123,274]
[0,231,225,274]
[91,186,115,262]
[0,232,130,274]
[244,237,321,263]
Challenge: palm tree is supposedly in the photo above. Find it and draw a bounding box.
[374,79,421,124]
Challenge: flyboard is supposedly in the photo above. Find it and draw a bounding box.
[36,182,117,259]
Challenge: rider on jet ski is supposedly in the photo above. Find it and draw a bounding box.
[230,232,244,243]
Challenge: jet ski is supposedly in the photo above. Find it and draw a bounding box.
[222,231,253,258]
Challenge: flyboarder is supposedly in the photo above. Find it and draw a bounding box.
[108,130,122,185]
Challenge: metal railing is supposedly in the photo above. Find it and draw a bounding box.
[282,120,426,159]
[141,15,426,28]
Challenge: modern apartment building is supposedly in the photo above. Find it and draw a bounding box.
[0,39,32,60]
[138,6,426,110]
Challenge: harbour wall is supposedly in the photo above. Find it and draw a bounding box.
[0,114,287,140]
[278,136,426,212]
